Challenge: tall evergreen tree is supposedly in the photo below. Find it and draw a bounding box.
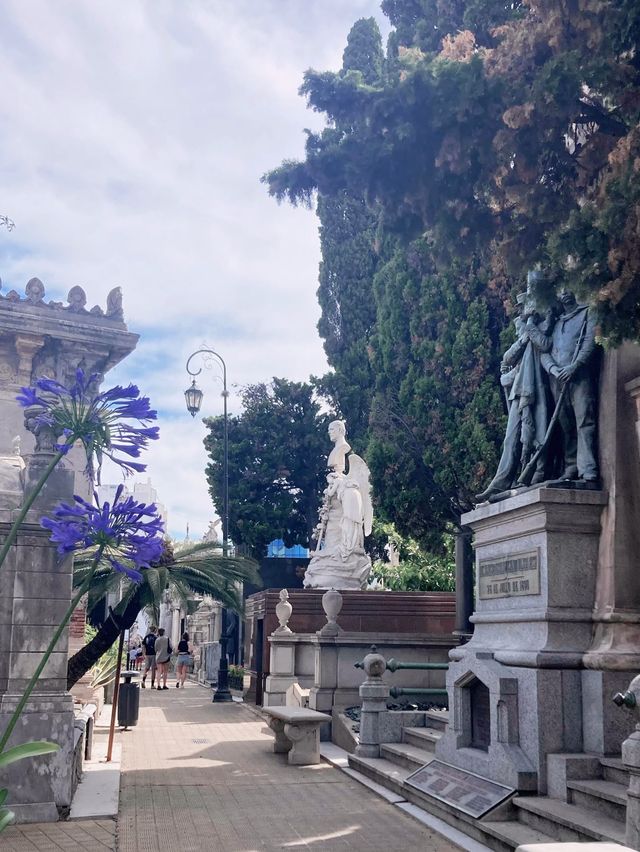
[308,18,385,453]
[265,0,640,542]
[368,245,510,545]
[314,191,378,452]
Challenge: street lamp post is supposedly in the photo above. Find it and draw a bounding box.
[184,348,232,703]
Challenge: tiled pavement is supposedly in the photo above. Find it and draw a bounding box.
[1,819,116,851]
[117,681,456,851]
[4,681,457,852]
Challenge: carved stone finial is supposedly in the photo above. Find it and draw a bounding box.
[106,286,124,321]
[273,588,293,634]
[318,587,343,637]
[362,645,386,680]
[66,285,87,313]
[25,277,45,305]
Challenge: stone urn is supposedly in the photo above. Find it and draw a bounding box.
[319,588,343,637]
[274,589,293,634]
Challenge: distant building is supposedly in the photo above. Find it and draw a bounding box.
[95,477,168,533]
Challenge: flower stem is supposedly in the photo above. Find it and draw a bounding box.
[0,551,101,754]
[0,450,65,573]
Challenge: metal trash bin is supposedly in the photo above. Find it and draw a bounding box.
[117,670,140,730]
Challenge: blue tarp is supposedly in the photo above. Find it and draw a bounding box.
[266,538,309,558]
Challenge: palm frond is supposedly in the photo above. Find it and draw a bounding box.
[73,539,261,623]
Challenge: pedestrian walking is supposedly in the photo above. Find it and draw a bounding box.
[128,647,136,670]
[175,632,191,689]
[154,627,172,690]
[141,626,158,689]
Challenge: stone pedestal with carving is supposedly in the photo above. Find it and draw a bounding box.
[309,636,340,721]
[437,487,608,793]
[264,635,297,708]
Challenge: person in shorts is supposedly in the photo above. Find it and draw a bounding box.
[141,626,158,688]
[175,632,191,689]
[154,628,171,690]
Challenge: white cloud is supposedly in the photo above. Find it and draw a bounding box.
[0,0,387,539]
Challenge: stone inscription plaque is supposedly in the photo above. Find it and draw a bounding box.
[405,760,515,819]
[478,549,540,600]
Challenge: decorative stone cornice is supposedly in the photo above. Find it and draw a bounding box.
[0,277,139,391]
[0,277,126,325]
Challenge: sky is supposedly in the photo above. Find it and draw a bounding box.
[0,0,387,541]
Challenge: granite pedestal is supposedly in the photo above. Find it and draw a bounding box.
[437,487,607,793]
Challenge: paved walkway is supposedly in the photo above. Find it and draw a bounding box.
[4,681,457,852]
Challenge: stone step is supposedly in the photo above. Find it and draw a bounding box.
[601,756,630,787]
[514,795,626,845]
[402,726,443,751]
[348,752,411,797]
[379,741,436,771]
[481,818,556,851]
[567,777,627,822]
[350,751,552,852]
[425,708,448,732]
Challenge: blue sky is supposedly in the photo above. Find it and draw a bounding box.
[0,0,386,540]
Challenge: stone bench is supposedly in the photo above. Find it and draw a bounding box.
[263,707,332,765]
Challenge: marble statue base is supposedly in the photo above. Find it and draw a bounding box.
[302,548,371,591]
[436,487,626,794]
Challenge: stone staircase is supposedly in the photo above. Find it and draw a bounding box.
[347,711,629,851]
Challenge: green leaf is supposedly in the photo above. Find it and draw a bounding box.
[0,740,59,768]
[0,807,15,833]
[0,789,7,807]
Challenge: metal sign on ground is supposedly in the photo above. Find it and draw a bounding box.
[405,759,516,819]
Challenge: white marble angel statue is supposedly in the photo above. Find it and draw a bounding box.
[303,421,373,590]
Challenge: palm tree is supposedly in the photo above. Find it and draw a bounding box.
[66,540,260,689]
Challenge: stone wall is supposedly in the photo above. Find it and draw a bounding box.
[0,277,137,821]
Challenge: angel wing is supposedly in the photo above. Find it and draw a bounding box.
[345,453,373,536]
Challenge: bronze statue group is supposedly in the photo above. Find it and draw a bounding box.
[477,271,599,503]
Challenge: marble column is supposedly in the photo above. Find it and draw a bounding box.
[454,528,473,641]
[584,344,640,685]
[573,343,640,756]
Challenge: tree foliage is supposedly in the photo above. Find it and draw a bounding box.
[267,1,640,339]
[264,2,640,543]
[368,249,510,541]
[309,19,385,453]
[204,379,332,557]
[370,520,455,592]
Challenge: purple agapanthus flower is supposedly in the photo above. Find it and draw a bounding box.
[41,485,164,582]
[17,369,159,480]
